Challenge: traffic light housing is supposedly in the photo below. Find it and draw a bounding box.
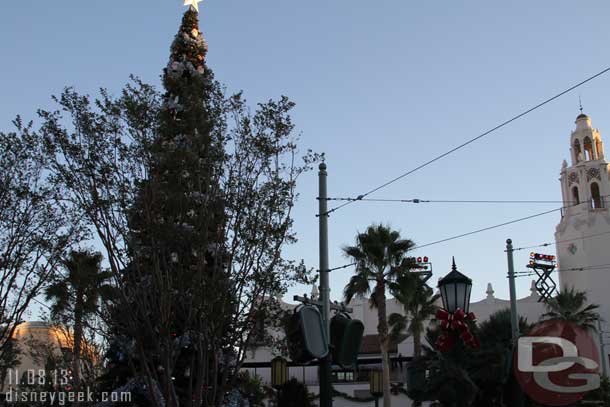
[528,252,556,271]
[330,313,364,368]
[286,305,329,363]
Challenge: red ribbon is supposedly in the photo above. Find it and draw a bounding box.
[435,308,479,351]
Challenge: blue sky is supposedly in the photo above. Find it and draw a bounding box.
[3,1,610,314]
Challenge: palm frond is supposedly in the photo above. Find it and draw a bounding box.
[343,273,371,303]
[388,312,409,344]
[542,286,600,332]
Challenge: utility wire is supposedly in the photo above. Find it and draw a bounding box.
[514,229,610,251]
[31,296,108,337]
[320,262,357,273]
[323,197,571,204]
[560,264,610,272]
[414,207,560,249]
[323,207,561,273]
[323,200,601,273]
[513,273,536,278]
[322,65,610,217]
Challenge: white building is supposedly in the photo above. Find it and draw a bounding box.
[243,111,610,406]
[556,112,610,330]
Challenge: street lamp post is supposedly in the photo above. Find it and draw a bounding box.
[271,356,288,407]
[318,162,332,407]
[437,257,472,314]
[505,239,524,407]
[435,259,477,407]
[369,370,383,407]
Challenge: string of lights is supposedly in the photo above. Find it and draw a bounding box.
[322,65,610,217]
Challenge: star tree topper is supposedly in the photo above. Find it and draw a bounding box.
[184,0,203,12]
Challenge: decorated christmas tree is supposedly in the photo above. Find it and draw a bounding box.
[39,2,319,406]
[118,3,232,406]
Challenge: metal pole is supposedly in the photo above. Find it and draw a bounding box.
[318,162,332,407]
[598,320,609,378]
[506,239,520,342]
[506,238,524,407]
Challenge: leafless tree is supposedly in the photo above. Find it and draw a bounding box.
[39,79,317,407]
[0,121,78,367]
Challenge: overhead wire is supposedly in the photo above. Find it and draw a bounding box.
[323,206,563,273]
[321,199,610,273]
[323,197,572,204]
[514,229,610,251]
[413,207,560,249]
[321,65,610,217]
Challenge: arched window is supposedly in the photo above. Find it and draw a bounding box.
[584,137,594,160]
[573,139,582,162]
[591,182,602,209]
[572,186,580,205]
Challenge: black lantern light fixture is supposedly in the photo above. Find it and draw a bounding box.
[271,356,288,407]
[369,369,383,407]
[271,356,288,388]
[437,257,472,313]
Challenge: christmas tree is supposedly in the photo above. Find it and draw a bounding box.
[38,3,319,406]
[119,4,232,406]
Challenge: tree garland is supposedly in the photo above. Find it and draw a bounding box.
[309,385,409,403]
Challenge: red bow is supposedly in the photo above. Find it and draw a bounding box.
[435,308,479,351]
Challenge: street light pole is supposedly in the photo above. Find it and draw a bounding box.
[318,162,332,407]
[597,320,609,378]
[506,238,524,407]
[506,239,520,343]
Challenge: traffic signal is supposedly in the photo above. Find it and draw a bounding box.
[330,313,364,368]
[286,305,329,363]
[529,252,555,262]
[528,252,556,271]
[404,256,430,270]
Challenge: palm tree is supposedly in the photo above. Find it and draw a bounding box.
[470,309,531,407]
[541,286,600,331]
[389,277,439,358]
[343,224,416,407]
[45,250,113,389]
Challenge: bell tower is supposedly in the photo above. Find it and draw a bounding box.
[560,113,608,215]
[556,111,610,337]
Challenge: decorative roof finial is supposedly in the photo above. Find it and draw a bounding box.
[486,283,495,299]
[451,256,457,272]
[311,284,319,300]
[530,280,539,297]
[579,96,583,114]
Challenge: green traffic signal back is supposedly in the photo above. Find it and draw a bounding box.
[286,305,329,363]
[330,313,364,368]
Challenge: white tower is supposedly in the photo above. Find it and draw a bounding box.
[555,112,610,333]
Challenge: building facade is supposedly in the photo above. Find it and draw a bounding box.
[555,111,610,369]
